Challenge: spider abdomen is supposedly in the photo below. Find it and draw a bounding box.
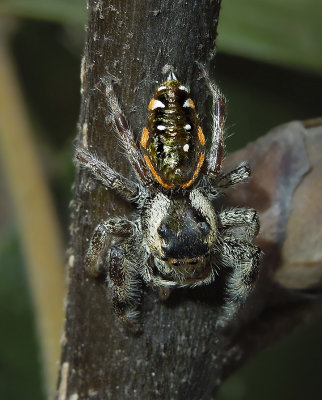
[140,75,206,189]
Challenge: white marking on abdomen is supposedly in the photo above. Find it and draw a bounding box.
[179,85,188,92]
[151,99,165,110]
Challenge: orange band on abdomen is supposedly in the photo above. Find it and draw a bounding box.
[144,155,174,189]
[140,127,149,149]
[198,126,206,146]
[180,153,205,189]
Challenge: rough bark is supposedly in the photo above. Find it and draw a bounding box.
[56,1,322,399]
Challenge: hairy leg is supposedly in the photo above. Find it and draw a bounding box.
[219,237,262,319]
[198,65,226,177]
[108,242,141,332]
[85,218,135,276]
[105,80,154,185]
[75,147,141,201]
[214,162,251,189]
[218,207,259,242]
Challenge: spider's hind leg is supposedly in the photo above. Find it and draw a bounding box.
[198,65,226,177]
[104,79,153,185]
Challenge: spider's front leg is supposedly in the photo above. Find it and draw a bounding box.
[85,218,135,276]
[108,240,142,332]
[219,236,262,320]
[216,207,261,320]
[218,207,260,242]
[86,218,142,331]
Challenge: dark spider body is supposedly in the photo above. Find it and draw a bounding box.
[76,69,261,331]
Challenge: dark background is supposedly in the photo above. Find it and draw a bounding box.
[0,0,321,399]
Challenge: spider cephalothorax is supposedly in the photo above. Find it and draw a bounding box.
[76,68,261,331]
[142,189,218,285]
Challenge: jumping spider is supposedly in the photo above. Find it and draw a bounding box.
[76,69,261,331]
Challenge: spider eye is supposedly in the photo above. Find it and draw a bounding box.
[197,221,210,236]
[157,224,168,238]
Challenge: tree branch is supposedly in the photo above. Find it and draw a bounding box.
[56,1,322,399]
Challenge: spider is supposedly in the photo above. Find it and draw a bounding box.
[75,68,261,331]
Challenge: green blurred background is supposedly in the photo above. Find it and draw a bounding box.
[0,0,322,399]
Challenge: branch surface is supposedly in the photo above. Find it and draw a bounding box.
[57,1,322,399]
